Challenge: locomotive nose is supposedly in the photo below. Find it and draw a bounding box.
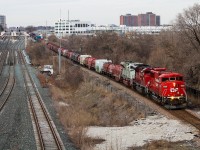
[167,82,185,98]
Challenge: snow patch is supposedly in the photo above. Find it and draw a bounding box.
[58,101,69,107]
[86,115,198,150]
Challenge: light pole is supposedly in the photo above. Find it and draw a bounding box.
[58,47,61,74]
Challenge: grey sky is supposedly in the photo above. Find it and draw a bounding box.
[1,0,199,27]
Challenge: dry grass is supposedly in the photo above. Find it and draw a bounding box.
[143,140,172,150]
[37,73,48,88]
[50,76,146,149]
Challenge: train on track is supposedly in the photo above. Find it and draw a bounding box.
[46,42,188,109]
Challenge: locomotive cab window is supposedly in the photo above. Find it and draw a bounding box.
[162,78,169,82]
[170,77,175,81]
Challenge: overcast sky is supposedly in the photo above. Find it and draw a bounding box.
[1,0,199,27]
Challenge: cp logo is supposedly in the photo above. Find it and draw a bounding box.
[170,88,178,92]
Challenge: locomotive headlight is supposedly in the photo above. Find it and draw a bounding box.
[171,96,174,100]
[173,83,176,87]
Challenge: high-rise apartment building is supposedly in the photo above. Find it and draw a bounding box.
[0,15,6,29]
[120,14,138,26]
[120,12,160,26]
[138,14,148,26]
[156,16,161,26]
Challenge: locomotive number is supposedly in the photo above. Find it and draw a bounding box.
[170,88,178,92]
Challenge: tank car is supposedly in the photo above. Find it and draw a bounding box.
[112,65,123,82]
[102,62,115,77]
[71,52,80,63]
[79,55,91,65]
[95,59,112,73]
[85,57,96,69]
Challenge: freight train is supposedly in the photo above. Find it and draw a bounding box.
[46,42,188,109]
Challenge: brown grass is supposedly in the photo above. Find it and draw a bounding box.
[37,73,48,88]
[51,76,146,149]
[144,140,172,150]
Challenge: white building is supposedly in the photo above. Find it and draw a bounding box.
[91,25,172,35]
[54,19,92,37]
[0,15,6,30]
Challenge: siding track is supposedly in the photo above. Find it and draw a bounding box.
[0,61,15,111]
[0,46,15,112]
[18,50,65,150]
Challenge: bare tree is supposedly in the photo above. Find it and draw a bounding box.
[25,26,36,33]
[176,3,200,52]
[48,35,58,43]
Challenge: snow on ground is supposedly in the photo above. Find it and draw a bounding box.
[58,101,69,107]
[86,115,198,150]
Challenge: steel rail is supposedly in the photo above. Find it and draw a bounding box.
[18,50,64,150]
[169,110,200,130]
[0,49,15,112]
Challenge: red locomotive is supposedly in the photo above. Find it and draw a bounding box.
[133,66,187,109]
[46,42,187,109]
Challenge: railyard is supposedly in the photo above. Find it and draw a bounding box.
[0,35,76,149]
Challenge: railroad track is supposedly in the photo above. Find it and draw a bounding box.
[0,41,16,112]
[169,110,200,130]
[18,50,65,150]
[0,51,8,75]
[0,65,15,112]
